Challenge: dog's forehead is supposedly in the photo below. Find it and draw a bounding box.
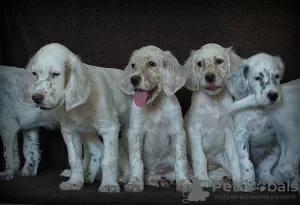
[196,48,226,61]
[30,55,65,74]
[132,49,164,64]
[250,55,279,74]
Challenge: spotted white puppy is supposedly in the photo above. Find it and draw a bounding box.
[120,45,192,192]
[183,43,242,187]
[0,65,58,180]
[227,53,285,191]
[26,43,132,192]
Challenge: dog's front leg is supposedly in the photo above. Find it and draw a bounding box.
[174,128,192,192]
[98,123,120,192]
[124,128,144,192]
[59,129,84,191]
[187,125,211,187]
[234,127,256,192]
[224,129,242,186]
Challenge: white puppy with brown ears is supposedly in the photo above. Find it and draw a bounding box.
[119,45,192,192]
[183,43,242,187]
[25,43,132,192]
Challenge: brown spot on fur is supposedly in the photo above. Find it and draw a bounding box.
[65,62,71,87]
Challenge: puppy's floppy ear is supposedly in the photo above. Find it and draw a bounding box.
[227,62,250,100]
[183,50,200,91]
[20,70,36,105]
[64,54,90,111]
[162,50,186,96]
[226,46,242,72]
[274,56,285,77]
[119,61,135,95]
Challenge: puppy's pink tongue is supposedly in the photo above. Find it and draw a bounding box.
[134,91,148,107]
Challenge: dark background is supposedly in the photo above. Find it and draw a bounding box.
[0,0,300,204]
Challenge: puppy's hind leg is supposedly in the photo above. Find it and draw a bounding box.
[256,146,280,185]
[0,125,19,180]
[83,133,102,184]
[20,127,41,177]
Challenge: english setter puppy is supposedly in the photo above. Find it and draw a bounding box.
[183,43,242,187]
[0,65,58,180]
[119,45,192,192]
[227,53,286,191]
[26,43,132,192]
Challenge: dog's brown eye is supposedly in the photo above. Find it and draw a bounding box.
[197,61,202,67]
[216,59,224,64]
[275,74,280,79]
[149,61,156,67]
[131,64,135,69]
[52,72,60,78]
[32,72,37,76]
[254,76,261,80]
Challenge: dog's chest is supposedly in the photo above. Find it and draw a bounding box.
[247,110,276,145]
[142,117,175,171]
[194,93,234,156]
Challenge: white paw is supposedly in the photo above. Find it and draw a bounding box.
[199,180,213,187]
[98,184,121,192]
[19,167,37,177]
[84,172,95,184]
[60,169,72,177]
[257,172,277,185]
[0,170,15,181]
[59,180,84,191]
[176,179,192,192]
[124,183,144,192]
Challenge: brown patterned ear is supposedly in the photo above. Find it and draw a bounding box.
[64,54,91,111]
[274,56,285,77]
[227,62,250,100]
[64,63,71,88]
[20,71,36,105]
[119,62,135,95]
[162,50,186,96]
[183,50,201,91]
[226,47,242,73]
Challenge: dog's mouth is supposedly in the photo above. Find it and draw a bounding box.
[36,99,63,111]
[204,84,221,91]
[133,86,158,107]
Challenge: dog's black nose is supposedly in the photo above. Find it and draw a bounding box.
[32,93,44,104]
[130,75,141,86]
[267,92,278,102]
[205,72,215,83]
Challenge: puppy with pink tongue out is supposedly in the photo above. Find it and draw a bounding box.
[119,45,192,193]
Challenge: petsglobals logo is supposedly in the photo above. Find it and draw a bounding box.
[212,181,299,193]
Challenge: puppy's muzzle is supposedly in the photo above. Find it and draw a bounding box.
[130,75,141,87]
[32,93,44,104]
[205,72,216,83]
[267,92,278,103]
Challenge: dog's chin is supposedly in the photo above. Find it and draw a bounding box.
[263,99,280,109]
[37,99,63,111]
